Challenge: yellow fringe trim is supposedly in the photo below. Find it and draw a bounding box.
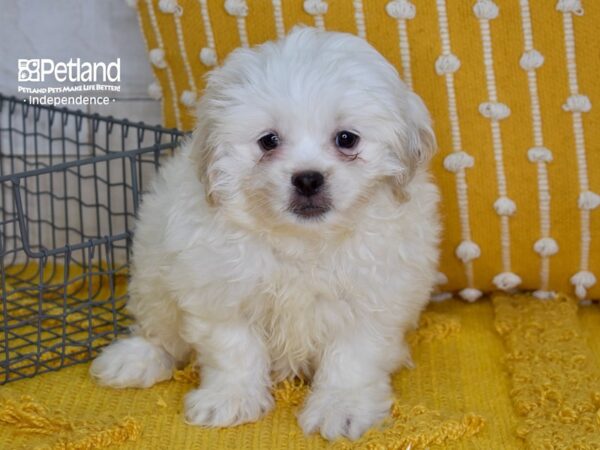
[173,364,200,384]
[0,396,73,435]
[407,311,461,345]
[332,402,485,450]
[273,378,309,407]
[0,395,141,449]
[46,418,141,450]
[494,294,600,448]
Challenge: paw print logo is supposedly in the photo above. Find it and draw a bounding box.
[18,59,41,82]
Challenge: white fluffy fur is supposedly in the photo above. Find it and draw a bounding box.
[90,27,440,440]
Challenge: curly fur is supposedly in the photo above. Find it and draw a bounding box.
[90,27,440,441]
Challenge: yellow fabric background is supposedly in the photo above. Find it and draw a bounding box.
[135,0,599,298]
[2,296,600,448]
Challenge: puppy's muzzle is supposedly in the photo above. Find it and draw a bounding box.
[289,171,331,219]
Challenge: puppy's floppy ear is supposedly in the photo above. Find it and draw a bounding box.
[189,96,220,207]
[404,91,436,167]
[389,91,436,201]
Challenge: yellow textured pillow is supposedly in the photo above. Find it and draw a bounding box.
[133,0,599,300]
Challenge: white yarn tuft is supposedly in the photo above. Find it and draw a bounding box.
[473,0,499,20]
[443,151,474,173]
[124,0,137,8]
[520,49,544,70]
[147,82,162,100]
[533,237,559,257]
[493,196,516,216]
[304,0,328,15]
[533,290,556,300]
[149,48,167,69]
[225,0,249,17]
[527,146,553,163]
[562,94,591,112]
[435,54,460,75]
[199,48,217,66]
[493,272,522,291]
[385,0,415,20]
[479,102,511,120]
[459,288,483,302]
[578,191,600,210]
[158,0,181,15]
[455,240,481,263]
[180,90,197,107]
[570,270,596,299]
[436,272,449,285]
[556,0,584,15]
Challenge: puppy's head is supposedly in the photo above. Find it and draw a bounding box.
[192,27,435,231]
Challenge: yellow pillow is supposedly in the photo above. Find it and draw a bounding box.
[133,0,599,300]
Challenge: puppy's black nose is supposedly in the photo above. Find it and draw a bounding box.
[291,171,324,197]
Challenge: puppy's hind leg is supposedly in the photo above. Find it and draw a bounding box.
[90,335,176,388]
[90,288,191,388]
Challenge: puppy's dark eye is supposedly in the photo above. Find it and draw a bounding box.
[335,131,359,149]
[258,133,280,151]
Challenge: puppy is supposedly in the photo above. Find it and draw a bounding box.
[90,27,440,441]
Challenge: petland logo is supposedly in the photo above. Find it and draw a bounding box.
[17,58,121,106]
[18,58,120,83]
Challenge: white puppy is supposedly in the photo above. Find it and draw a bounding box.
[90,27,440,441]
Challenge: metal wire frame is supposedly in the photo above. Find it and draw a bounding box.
[0,94,185,383]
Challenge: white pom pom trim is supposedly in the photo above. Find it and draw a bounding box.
[479,102,511,120]
[149,48,167,69]
[562,94,591,112]
[304,0,328,15]
[158,0,182,15]
[493,272,522,291]
[520,49,544,70]
[570,270,596,299]
[533,237,559,257]
[460,288,483,302]
[455,240,481,263]
[385,0,416,20]
[527,146,553,163]
[147,82,162,100]
[473,0,499,20]
[199,48,217,66]
[578,191,600,210]
[225,0,249,17]
[556,0,583,15]
[435,54,461,75]
[494,196,516,216]
[443,151,474,173]
[533,290,556,300]
[180,90,196,107]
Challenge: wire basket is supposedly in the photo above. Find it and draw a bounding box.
[0,94,185,383]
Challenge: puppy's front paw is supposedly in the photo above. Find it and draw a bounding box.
[298,384,392,441]
[184,382,274,427]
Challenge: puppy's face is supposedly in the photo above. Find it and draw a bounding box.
[193,28,435,231]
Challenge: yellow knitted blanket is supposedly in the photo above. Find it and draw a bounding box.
[2,295,600,449]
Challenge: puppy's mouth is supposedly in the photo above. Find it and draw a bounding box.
[288,195,332,219]
[292,204,331,218]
